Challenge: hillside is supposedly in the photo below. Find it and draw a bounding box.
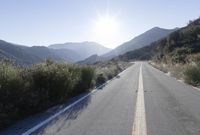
[0,40,108,64]
[0,40,81,64]
[49,41,111,59]
[78,54,105,65]
[0,40,40,64]
[118,18,200,64]
[22,46,82,62]
[52,49,82,62]
[103,27,176,59]
[22,46,64,62]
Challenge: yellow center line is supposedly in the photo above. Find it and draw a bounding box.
[132,64,147,135]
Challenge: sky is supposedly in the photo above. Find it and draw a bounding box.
[0,0,200,48]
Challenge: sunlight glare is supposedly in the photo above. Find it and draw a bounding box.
[94,16,119,36]
[93,15,120,48]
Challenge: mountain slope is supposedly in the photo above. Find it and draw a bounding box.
[48,41,111,59]
[78,54,105,64]
[0,40,80,64]
[118,18,200,63]
[0,40,109,64]
[22,46,63,62]
[0,40,40,64]
[103,27,177,58]
[52,49,82,62]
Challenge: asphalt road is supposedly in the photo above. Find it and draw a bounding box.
[1,62,200,135]
[143,63,200,135]
[32,63,139,135]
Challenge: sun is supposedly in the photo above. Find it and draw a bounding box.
[94,16,119,36]
[93,15,120,48]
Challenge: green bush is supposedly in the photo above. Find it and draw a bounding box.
[183,65,200,86]
[0,61,25,128]
[0,59,130,129]
[0,60,96,129]
[79,66,95,90]
[71,66,95,95]
[96,74,107,86]
[171,48,192,63]
[107,73,114,80]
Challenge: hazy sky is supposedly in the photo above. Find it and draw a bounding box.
[0,0,200,48]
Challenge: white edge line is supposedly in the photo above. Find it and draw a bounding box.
[22,65,132,135]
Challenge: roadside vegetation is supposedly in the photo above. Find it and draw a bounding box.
[148,18,200,87]
[116,17,200,88]
[94,60,131,86]
[183,64,200,86]
[150,53,200,87]
[0,59,131,129]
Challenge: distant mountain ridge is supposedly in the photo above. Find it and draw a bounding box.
[0,27,178,65]
[103,27,177,59]
[80,27,177,64]
[48,41,111,59]
[78,54,104,64]
[117,18,200,63]
[0,40,109,65]
[0,40,40,64]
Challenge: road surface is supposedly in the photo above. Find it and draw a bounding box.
[1,62,200,135]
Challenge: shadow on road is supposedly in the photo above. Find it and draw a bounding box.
[96,75,121,90]
[34,94,91,135]
[0,93,92,135]
[96,83,106,90]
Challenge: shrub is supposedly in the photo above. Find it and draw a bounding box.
[96,74,107,86]
[183,65,200,86]
[0,59,130,129]
[72,66,95,95]
[171,48,192,64]
[107,72,114,80]
[79,66,95,90]
[0,60,96,129]
[0,61,25,128]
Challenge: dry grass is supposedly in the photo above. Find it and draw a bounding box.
[149,61,199,87]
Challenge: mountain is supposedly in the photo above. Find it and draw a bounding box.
[0,40,80,64]
[0,40,110,65]
[80,27,177,64]
[21,46,63,61]
[117,18,200,63]
[20,46,82,62]
[103,27,177,59]
[51,49,82,62]
[78,54,104,64]
[0,40,40,64]
[48,41,111,59]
